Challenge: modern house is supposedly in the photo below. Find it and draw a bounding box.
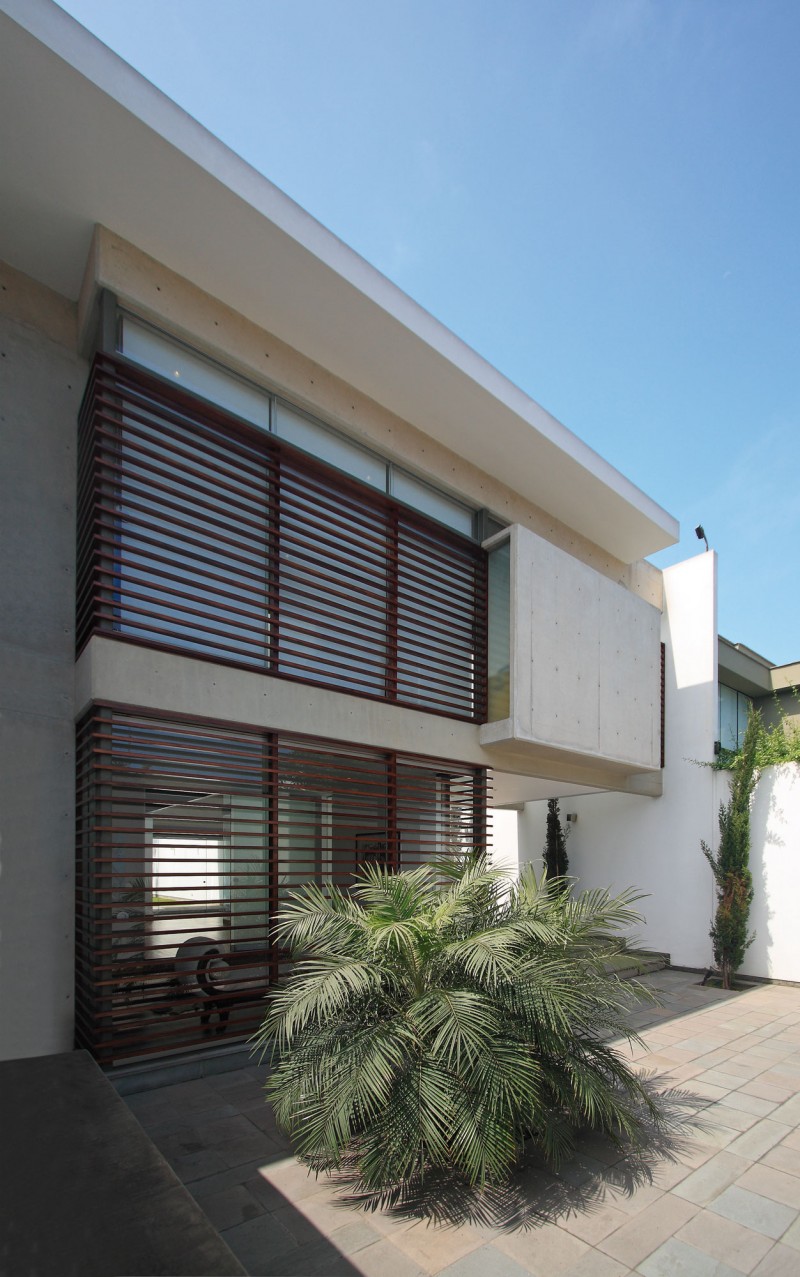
[3,0,792,1076]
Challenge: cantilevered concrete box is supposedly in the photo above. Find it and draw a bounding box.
[481,525,662,774]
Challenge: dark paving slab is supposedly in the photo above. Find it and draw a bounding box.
[0,1050,245,1276]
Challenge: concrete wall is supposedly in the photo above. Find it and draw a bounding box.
[0,259,85,1059]
[503,526,661,770]
[515,552,720,969]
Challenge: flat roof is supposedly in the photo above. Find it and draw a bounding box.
[0,0,679,563]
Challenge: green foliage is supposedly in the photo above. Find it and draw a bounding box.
[254,857,666,1197]
[703,709,760,989]
[713,688,800,772]
[543,797,569,887]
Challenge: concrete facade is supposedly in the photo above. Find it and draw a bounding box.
[3,0,796,1072]
[0,261,85,1056]
[0,223,682,1062]
[481,524,661,773]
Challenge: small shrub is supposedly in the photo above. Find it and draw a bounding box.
[543,797,569,887]
[703,709,759,989]
[255,857,665,1197]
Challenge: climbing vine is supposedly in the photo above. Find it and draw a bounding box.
[713,689,800,772]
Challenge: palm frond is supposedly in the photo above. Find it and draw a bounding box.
[257,855,663,1193]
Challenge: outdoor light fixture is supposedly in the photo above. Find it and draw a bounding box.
[695,525,709,551]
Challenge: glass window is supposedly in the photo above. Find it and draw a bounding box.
[391,470,475,536]
[276,403,385,489]
[719,683,750,750]
[487,537,511,721]
[121,317,271,429]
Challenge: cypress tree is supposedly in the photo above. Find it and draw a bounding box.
[544,797,569,886]
[702,708,760,989]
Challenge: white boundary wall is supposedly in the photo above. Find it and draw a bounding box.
[732,764,800,983]
[514,549,800,981]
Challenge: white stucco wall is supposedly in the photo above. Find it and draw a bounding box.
[730,764,800,983]
[516,552,720,969]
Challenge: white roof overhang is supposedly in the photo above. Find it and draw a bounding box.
[0,0,678,563]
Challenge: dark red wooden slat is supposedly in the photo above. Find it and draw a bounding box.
[77,355,488,722]
[75,705,490,1065]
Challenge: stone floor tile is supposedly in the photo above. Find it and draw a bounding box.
[672,1152,751,1206]
[751,1244,800,1276]
[392,1220,486,1272]
[258,1155,334,1204]
[216,1126,282,1170]
[677,1209,774,1273]
[436,1242,536,1277]
[736,1164,800,1210]
[648,1159,695,1191]
[725,1122,792,1161]
[673,1036,734,1056]
[357,1209,424,1240]
[718,1061,771,1083]
[684,1082,731,1104]
[778,1129,800,1152]
[494,1221,589,1276]
[763,1143,800,1179]
[767,1095,800,1127]
[708,1187,797,1240]
[601,1181,666,1217]
[554,1151,613,1188]
[779,1214,800,1251]
[189,1158,282,1201]
[142,1100,240,1131]
[597,1194,699,1268]
[349,1237,428,1277]
[557,1252,632,1277]
[296,1187,368,1235]
[171,1144,231,1182]
[721,1092,779,1118]
[283,1237,363,1274]
[636,1236,741,1276]
[702,1104,761,1133]
[671,1142,719,1172]
[692,1070,748,1093]
[220,1205,344,1274]
[689,1051,737,1071]
[153,1078,224,1114]
[556,1200,630,1244]
[328,1217,385,1256]
[691,1121,741,1151]
[193,1180,267,1231]
[741,1080,797,1104]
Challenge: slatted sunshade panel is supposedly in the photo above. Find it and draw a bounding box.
[75,705,490,1066]
[77,355,488,721]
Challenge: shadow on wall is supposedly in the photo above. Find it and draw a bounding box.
[742,763,800,982]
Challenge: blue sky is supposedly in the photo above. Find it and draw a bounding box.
[56,0,800,665]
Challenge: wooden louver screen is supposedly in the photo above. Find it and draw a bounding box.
[75,705,489,1066]
[77,356,487,720]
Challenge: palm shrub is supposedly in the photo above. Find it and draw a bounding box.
[254,857,664,1195]
[703,707,760,989]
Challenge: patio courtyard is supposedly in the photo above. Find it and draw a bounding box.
[122,969,800,1276]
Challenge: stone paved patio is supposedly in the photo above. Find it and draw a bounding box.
[125,970,800,1276]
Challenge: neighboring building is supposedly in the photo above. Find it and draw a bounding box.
[717,638,800,749]
[4,0,791,1073]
